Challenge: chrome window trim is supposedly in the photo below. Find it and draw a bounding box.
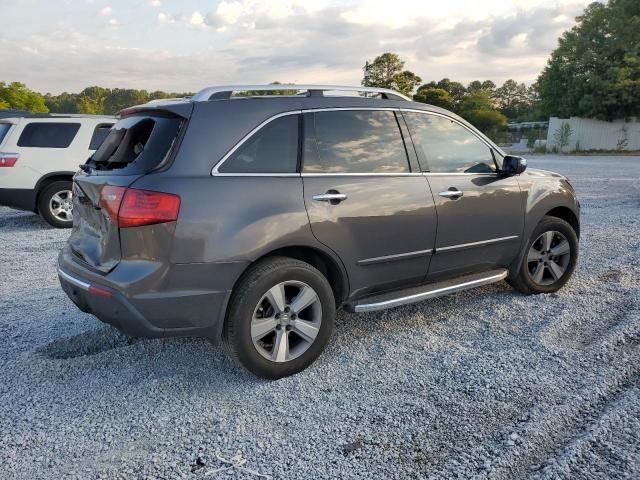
[301,107,399,113]
[436,235,519,253]
[211,110,302,175]
[302,172,422,177]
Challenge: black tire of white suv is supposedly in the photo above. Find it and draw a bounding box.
[38,180,74,228]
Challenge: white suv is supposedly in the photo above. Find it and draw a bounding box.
[0,114,116,227]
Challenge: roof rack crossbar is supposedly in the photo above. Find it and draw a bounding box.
[191,85,411,102]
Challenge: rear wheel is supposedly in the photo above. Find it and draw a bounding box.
[222,257,335,379]
[509,215,578,294]
[38,180,73,228]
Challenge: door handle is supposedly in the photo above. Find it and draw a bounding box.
[313,192,347,203]
[439,188,464,199]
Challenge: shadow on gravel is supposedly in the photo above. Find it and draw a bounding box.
[0,208,49,232]
[37,326,142,359]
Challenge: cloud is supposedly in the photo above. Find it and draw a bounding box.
[98,6,112,16]
[0,0,593,94]
[148,0,161,7]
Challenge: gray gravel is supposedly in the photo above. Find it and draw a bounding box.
[1,154,639,479]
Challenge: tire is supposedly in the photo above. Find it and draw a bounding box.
[509,215,578,294]
[222,256,335,379]
[38,180,74,228]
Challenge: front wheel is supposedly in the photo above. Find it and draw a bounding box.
[38,180,73,228]
[509,215,578,294]
[222,257,335,379]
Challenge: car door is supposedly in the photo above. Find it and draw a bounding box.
[403,111,524,282]
[302,109,437,298]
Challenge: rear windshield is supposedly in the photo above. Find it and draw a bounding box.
[0,123,11,146]
[18,122,81,148]
[86,114,183,174]
[89,124,115,150]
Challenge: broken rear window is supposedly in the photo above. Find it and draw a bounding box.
[87,114,183,174]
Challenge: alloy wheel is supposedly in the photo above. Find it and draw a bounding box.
[251,280,322,363]
[49,189,73,223]
[526,230,571,286]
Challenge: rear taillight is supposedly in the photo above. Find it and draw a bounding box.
[99,185,180,228]
[0,153,19,167]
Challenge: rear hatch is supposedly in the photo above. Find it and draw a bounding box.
[69,108,189,273]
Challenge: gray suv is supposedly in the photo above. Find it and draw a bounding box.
[58,85,580,378]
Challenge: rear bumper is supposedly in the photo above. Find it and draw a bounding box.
[0,188,36,211]
[57,247,245,340]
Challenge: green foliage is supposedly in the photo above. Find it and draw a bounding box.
[363,52,422,96]
[0,82,48,112]
[238,81,298,96]
[412,87,454,110]
[537,0,640,119]
[457,91,507,135]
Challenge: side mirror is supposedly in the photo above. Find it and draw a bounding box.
[501,155,527,175]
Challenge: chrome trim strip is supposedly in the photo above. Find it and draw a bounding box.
[301,107,399,113]
[193,85,412,102]
[302,172,421,177]
[436,235,519,253]
[358,249,433,266]
[353,270,508,312]
[211,110,302,175]
[212,173,301,177]
[423,172,496,177]
[57,268,90,290]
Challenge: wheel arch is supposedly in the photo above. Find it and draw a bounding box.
[544,206,580,238]
[34,172,75,212]
[233,245,350,308]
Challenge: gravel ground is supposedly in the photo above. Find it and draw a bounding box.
[0,155,638,479]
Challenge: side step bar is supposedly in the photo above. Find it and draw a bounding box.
[345,269,508,313]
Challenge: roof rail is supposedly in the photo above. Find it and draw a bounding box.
[191,84,412,102]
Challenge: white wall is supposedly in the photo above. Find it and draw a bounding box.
[546,117,640,151]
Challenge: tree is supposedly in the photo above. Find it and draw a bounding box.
[418,78,467,110]
[457,91,507,135]
[413,87,454,110]
[364,53,422,96]
[494,79,534,120]
[537,0,640,119]
[0,82,48,112]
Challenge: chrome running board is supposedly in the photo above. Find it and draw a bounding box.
[346,269,508,313]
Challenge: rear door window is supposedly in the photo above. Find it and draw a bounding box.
[404,112,496,173]
[304,110,410,173]
[87,114,183,174]
[218,114,299,174]
[89,124,114,150]
[17,122,81,148]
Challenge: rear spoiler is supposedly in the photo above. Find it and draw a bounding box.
[119,100,193,119]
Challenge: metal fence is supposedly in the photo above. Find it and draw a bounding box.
[546,117,640,152]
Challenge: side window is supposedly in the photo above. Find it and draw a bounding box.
[404,112,496,173]
[89,124,114,150]
[304,110,409,173]
[218,114,299,173]
[17,123,81,149]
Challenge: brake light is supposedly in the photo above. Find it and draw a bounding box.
[99,185,180,228]
[0,153,19,167]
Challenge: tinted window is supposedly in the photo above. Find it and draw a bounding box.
[219,114,299,173]
[0,124,11,145]
[304,110,409,173]
[405,113,495,173]
[89,124,114,150]
[17,122,81,148]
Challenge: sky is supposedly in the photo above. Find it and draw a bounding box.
[0,0,597,94]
